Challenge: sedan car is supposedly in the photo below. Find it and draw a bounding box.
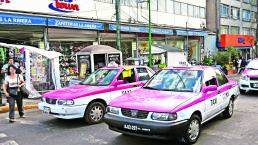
[105,66,239,144]
[38,66,154,124]
[239,59,258,94]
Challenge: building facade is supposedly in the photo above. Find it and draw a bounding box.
[206,0,257,59]
[0,0,208,87]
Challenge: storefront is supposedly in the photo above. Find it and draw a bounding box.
[219,34,256,60]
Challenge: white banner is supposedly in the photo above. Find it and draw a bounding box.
[0,0,95,18]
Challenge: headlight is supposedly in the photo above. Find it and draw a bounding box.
[57,100,74,105]
[241,75,249,81]
[151,112,177,121]
[106,106,120,115]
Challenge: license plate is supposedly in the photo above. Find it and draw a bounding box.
[124,124,150,132]
[43,107,50,114]
[253,84,258,88]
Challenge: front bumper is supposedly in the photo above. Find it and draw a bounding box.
[239,79,258,92]
[104,113,188,139]
[38,102,87,119]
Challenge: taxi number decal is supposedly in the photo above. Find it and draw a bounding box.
[210,98,217,106]
[122,90,131,94]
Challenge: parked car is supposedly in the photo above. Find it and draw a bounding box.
[105,66,239,144]
[38,66,155,124]
[239,58,258,94]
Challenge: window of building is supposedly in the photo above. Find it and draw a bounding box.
[158,0,166,12]
[243,27,251,35]
[243,10,251,22]
[174,1,181,15]
[200,7,205,18]
[188,5,194,17]
[231,7,240,19]
[194,6,200,17]
[220,25,229,34]
[181,3,188,16]
[166,0,174,13]
[251,11,257,22]
[230,26,240,34]
[151,0,158,11]
[220,4,229,18]
[243,0,250,4]
[250,0,257,5]
[94,0,113,3]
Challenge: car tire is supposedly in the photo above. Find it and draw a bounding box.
[223,98,234,119]
[239,88,245,94]
[84,102,105,124]
[183,114,201,144]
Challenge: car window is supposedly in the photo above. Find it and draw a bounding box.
[118,69,136,84]
[215,69,229,86]
[136,68,150,81]
[205,77,218,86]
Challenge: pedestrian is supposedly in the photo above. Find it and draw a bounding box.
[1,57,17,78]
[3,65,25,123]
[237,57,242,73]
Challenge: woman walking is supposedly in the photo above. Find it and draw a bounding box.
[3,65,25,123]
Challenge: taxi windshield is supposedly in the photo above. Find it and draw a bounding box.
[80,69,119,86]
[246,60,258,70]
[143,69,203,92]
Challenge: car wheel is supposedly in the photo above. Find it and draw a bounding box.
[223,98,234,119]
[183,114,201,144]
[239,88,245,94]
[84,102,105,124]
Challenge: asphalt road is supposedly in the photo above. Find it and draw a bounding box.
[0,92,258,145]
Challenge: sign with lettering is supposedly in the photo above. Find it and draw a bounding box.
[0,13,46,25]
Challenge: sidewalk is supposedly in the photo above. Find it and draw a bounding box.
[0,98,40,113]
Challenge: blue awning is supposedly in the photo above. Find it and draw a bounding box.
[237,46,252,49]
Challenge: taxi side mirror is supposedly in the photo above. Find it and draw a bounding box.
[113,80,124,86]
[202,85,217,93]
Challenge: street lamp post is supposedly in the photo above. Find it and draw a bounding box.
[115,0,121,51]
[148,0,152,67]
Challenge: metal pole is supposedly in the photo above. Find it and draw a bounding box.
[148,0,152,67]
[115,0,121,51]
[186,22,189,62]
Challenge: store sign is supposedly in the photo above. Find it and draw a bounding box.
[109,24,174,35]
[176,30,208,36]
[220,34,255,48]
[48,18,104,30]
[0,0,11,4]
[108,54,120,63]
[0,13,46,25]
[49,0,80,13]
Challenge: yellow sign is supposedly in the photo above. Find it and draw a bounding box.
[79,64,87,78]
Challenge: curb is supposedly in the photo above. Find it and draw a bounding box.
[0,104,38,113]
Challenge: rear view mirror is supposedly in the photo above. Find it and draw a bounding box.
[202,85,217,93]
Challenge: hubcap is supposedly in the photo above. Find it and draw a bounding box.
[229,100,234,116]
[90,105,103,122]
[188,119,200,141]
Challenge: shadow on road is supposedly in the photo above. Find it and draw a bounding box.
[241,91,258,97]
[41,118,89,129]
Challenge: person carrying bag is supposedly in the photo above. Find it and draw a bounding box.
[3,64,25,123]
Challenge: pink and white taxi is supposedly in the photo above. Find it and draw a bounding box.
[105,66,239,144]
[239,58,258,94]
[38,66,154,124]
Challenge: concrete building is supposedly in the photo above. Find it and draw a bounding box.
[206,0,257,59]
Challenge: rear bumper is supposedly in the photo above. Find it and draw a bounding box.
[104,113,188,139]
[38,102,87,119]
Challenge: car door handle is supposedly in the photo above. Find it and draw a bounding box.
[133,85,138,87]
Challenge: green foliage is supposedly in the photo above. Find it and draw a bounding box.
[214,47,240,69]
[202,56,213,66]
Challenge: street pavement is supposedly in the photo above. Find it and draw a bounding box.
[0,91,257,145]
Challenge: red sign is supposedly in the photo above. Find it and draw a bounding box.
[220,34,255,48]
[0,0,11,3]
